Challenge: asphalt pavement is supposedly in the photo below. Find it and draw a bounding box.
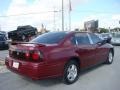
[0,50,8,61]
[0,46,120,90]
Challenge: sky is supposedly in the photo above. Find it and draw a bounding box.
[0,0,120,32]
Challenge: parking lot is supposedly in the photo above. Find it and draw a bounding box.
[0,46,120,90]
[0,50,8,61]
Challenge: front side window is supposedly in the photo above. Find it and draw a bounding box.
[75,33,90,45]
[31,32,67,44]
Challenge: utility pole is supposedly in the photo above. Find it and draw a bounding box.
[0,25,1,31]
[109,27,111,33]
[69,0,71,31]
[53,7,56,31]
[62,0,64,31]
[69,10,71,31]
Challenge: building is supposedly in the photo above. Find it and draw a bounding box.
[84,20,98,33]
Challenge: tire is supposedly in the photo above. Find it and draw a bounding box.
[63,60,80,84]
[105,50,114,64]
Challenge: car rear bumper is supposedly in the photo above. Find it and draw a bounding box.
[5,56,47,80]
[5,56,63,80]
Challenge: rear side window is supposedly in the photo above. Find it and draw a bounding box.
[31,32,67,44]
[75,33,90,45]
[89,33,101,44]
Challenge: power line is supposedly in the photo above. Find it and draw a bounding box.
[0,10,61,18]
[0,10,119,18]
[72,10,120,14]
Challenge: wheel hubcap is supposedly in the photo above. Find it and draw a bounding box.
[109,52,113,63]
[67,64,77,82]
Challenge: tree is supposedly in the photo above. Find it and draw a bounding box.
[99,28,109,33]
[75,28,80,31]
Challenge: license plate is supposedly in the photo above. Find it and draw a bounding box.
[13,62,19,69]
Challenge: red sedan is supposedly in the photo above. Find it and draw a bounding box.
[5,31,114,84]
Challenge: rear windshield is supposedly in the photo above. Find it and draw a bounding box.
[31,32,67,44]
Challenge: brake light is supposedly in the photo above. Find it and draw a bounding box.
[24,50,43,61]
[32,51,40,60]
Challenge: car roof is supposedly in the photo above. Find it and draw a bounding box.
[47,31,94,36]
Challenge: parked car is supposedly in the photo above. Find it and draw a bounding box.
[0,31,8,39]
[0,34,8,49]
[111,32,120,45]
[8,25,38,41]
[100,33,112,43]
[5,31,114,84]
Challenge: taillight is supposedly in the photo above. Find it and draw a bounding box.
[25,50,42,61]
[32,51,40,61]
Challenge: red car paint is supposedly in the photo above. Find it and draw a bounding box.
[5,32,114,80]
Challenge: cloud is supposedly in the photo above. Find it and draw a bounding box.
[112,14,120,20]
[0,0,91,31]
[72,13,120,29]
[1,0,120,32]
[2,0,73,31]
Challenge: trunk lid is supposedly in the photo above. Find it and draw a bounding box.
[9,42,46,61]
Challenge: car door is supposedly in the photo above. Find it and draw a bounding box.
[89,33,107,64]
[74,33,98,69]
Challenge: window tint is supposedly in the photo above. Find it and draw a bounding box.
[31,32,67,44]
[89,33,101,44]
[75,33,90,45]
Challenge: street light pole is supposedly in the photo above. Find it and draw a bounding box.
[53,7,56,31]
[62,0,64,31]
[69,0,71,31]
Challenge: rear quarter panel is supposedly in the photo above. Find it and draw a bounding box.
[39,39,78,77]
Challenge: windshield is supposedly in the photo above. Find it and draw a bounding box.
[0,36,5,41]
[112,33,120,38]
[31,32,67,44]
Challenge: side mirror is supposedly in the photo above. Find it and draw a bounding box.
[97,40,106,45]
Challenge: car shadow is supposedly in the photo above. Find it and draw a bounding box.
[21,76,62,86]
[79,63,105,77]
[20,63,106,86]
